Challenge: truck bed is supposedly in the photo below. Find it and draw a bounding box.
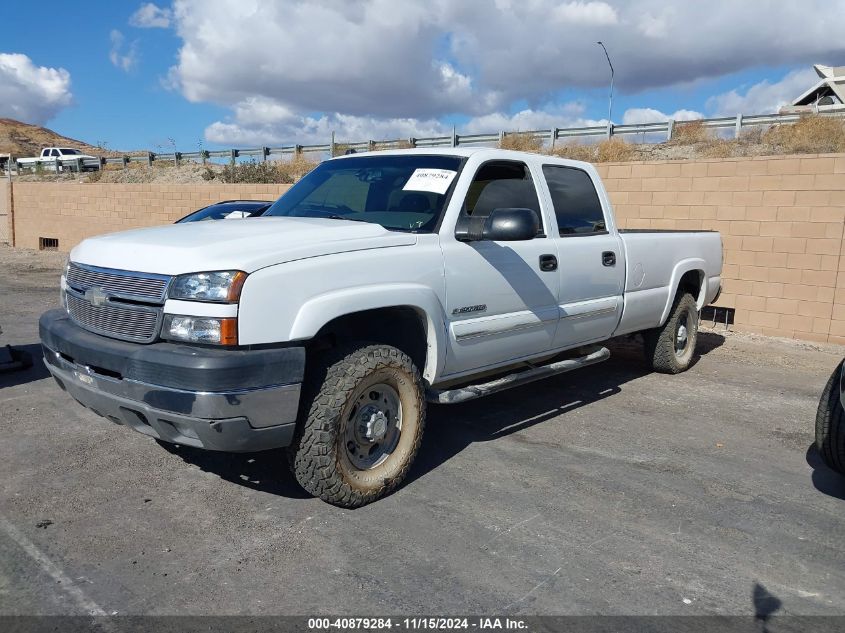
[613,229,723,337]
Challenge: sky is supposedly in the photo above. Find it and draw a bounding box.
[2,0,844,153]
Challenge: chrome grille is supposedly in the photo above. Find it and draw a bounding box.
[66,262,170,302]
[66,292,160,343]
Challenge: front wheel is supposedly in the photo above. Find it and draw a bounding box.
[288,343,426,507]
[644,292,699,374]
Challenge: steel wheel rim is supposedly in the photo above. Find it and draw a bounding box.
[343,382,403,470]
[675,312,690,357]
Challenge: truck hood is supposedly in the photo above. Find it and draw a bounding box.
[70,217,418,274]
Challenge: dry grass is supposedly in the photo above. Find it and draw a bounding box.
[530,115,845,162]
[331,143,352,157]
[701,139,737,159]
[276,153,319,182]
[596,138,636,162]
[95,162,219,184]
[550,138,635,162]
[670,120,712,145]
[739,126,765,145]
[666,115,845,160]
[550,142,596,162]
[763,115,845,154]
[499,132,544,152]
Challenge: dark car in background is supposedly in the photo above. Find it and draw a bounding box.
[176,200,273,223]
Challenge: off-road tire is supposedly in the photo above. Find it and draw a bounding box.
[644,292,699,374]
[815,360,845,475]
[288,343,426,507]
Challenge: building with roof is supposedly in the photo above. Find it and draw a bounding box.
[780,64,845,113]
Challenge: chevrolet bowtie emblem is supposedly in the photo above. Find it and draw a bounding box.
[84,287,109,307]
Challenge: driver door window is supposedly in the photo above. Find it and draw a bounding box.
[464,161,543,234]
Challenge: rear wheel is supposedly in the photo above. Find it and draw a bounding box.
[815,360,845,475]
[288,343,425,507]
[644,292,699,374]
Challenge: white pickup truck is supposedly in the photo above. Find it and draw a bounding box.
[40,148,722,507]
[18,147,99,171]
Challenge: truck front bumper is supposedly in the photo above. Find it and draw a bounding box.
[39,309,305,452]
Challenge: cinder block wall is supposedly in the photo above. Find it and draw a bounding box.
[0,180,9,244]
[8,154,845,343]
[11,183,291,252]
[594,154,845,344]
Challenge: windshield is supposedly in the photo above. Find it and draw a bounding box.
[263,154,464,232]
[176,202,271,223]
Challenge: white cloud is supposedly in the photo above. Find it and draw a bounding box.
[552,2,618,25]
[170,0,499,119]
[0,53,73,124]
[109,30,139,72]
[622,108,703,124]
[205,97,450,146]
[706,68,819,116]
[637,9,673,39]
[130,3,172,28]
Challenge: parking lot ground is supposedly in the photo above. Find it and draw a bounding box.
[0,244,844,616]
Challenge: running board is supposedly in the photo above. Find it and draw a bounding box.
[426,346,611,405]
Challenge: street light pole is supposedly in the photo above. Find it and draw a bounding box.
[597,41,614,130]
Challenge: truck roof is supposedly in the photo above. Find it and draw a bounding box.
[328,146,593,169]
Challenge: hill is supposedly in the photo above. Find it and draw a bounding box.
[0,118,114,158]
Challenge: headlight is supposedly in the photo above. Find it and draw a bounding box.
[169,270,247,303]
[162,315,238,345]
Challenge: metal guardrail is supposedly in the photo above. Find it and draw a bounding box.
[5,109,845,175]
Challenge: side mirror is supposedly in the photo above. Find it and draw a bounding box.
[456,207,540,242]
[484,207,540,241]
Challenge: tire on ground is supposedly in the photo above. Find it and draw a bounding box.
[644,292,699,374]
[815,360,845,475]
[288,342,426,507]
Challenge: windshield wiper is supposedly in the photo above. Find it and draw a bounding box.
[323,214,371,223]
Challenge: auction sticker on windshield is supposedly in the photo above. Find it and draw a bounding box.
[403,169,457,195]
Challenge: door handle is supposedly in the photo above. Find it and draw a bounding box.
[602,251,616,267]
[539,254,558,272]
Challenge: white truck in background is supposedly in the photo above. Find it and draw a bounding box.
[40,148,722,507]
[17,147,99,172]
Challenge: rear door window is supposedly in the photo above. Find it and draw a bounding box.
[542,165,607,236]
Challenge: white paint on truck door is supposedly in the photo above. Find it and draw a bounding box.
[538,164,625,348]
[440,160,560,376]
